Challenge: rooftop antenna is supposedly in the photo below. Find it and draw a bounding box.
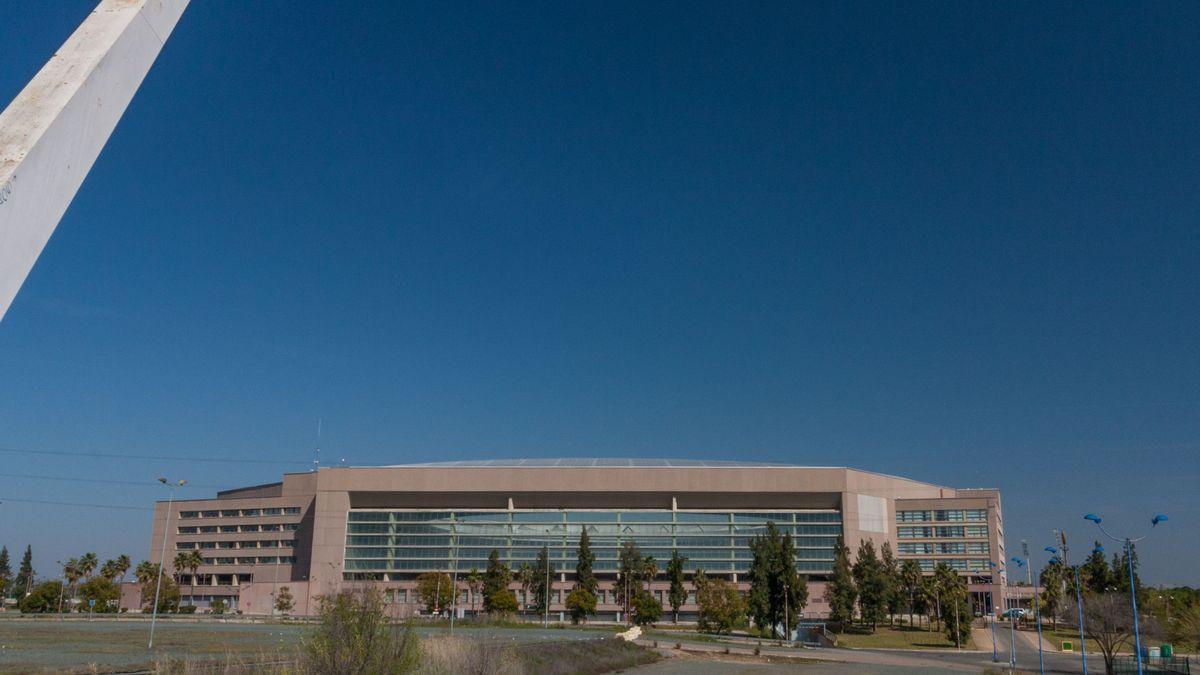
[313,418,322,473]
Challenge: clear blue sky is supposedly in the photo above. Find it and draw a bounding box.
[1,1,1196,584]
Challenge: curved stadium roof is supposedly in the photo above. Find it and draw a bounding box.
[385,458,796,468]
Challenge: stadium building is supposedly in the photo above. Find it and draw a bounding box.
[143,459,1006,619]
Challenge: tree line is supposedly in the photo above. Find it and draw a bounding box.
[409,521,811,638]
[0,544,218,615]
[1036,542,1200,674]
[823,536,973,646]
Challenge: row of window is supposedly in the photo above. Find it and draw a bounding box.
[177,539,295,551]
[178,573,252,585]
[381,587,701,607]
[179,507,302,519]
[349,510,842,524]
[897,542,990,555]
[896,509,987,523]
[178,523,300,534]
[343,546,835,562]
[345,510,842,576]
[345,523,840,536]
[896,525,988,539]
[202,556,296,565]
[343,559,834,573]
[909,558,991,572]
[344,535,841,549]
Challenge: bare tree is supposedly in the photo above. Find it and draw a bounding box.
[1083,593,1139,675]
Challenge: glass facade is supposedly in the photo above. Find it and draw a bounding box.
[344,509,842,575]
[895,509,986,523]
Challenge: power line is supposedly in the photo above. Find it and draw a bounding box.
[0,445,311,466]
[0,497,152,511]
[0,471,229,490]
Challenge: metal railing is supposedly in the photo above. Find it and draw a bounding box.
[1112,655,1191,674]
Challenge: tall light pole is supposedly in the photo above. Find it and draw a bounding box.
[987,561,1004,663]
[449,529,460,635]
[993,559,1017,668]
[783,581,790,643]
[149,477,186,650]
[56,560,66,622]
[1048,543,1096,675]
[1012,555,1045,674]
[542,544,551,627]
[271,559,280,617]
[1084,512,1168,675]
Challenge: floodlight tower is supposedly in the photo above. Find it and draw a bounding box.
[0,0,190,321]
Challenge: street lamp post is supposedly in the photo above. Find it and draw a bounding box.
[543,545,551,628]
[149,477,186,650]
[988,561,1004,663]
[783,581,790,643]
[1084,513,1168,675]
[1048,542,1095,675]
[56,560,66,622]
[1012,555,1045,674]
[449,532,460,635]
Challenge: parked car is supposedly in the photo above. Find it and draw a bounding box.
[1000,608,1028,619]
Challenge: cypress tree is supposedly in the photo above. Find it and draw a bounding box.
[0,547,10,598]
[748,522,808,637]
[1114,544,1141,595]
[1081,541,1111,594]
[852,539,886,631]
[575,529,597,596]
[747,531,772,634]
[824,536,857,630]
[880,541,901,627]
[15,546,34,597]
[780,530,809,633]
[533,545,551,616]
[482,549,511,613]
[666,550,687,623]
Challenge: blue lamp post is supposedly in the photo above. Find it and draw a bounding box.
[1047,543,1100,675]
[1084,513,1168,675]
[988,561,1005,663]
[1012,555,1045,674]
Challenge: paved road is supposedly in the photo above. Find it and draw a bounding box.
[635,626,1095,674]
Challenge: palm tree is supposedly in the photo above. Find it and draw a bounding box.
[466,568,482,615]
[135,560,158,586]
[78,552,98,581]
[63,558,82,612]
[185,551,203,607]
[171,550,199,607]
[517,563,536,616]
[97,555,132,615]
[114,555,131,586]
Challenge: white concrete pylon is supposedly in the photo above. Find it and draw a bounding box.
[0,0,190,322]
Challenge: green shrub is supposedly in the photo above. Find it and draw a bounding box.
[18,581,64,613]
[140,575,181,613]
[632,590,662,626]
[566,588,596,624]
[301,588,420,674]
[487,589,519,615]
[697,578,748,635]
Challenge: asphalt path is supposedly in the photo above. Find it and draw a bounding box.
[636,625,1095,673]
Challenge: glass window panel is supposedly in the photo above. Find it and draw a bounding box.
[511,512,563,523]
[566,512,617,523]
[675,513,729,523]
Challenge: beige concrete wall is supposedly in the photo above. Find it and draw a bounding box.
[147,465,1003,617]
